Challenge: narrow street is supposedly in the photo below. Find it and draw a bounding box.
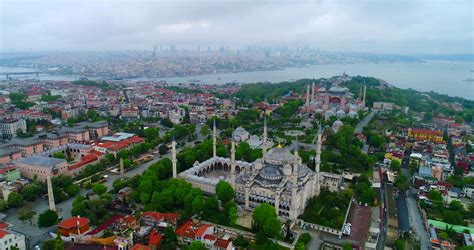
[401,150,430,249]
[406,189,430,249]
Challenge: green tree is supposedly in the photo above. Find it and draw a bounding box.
[204,196,219,213]
[52,152,66,159]
[390,160,401,172]
[144,127,160,140]
[187,240,207,250]
[0,199,7,211]
[228,205,238,226]
[87,109,99,121]
[233,235,250,248]
[18,206,36,225]
[64,184,80,197]
[298,233,312,246]
[41,240,56,250]
[92,183,107,195]
[395,174,409,191]
[21,182,43,201]
[394,239,405,250]
[192,196,205,215]
[216,181,235,203]
[442,210,464,225]
[163,226,178,250]
[38,209,59,227]
[343,243,352,250]
[427,190,443,202]
[7,192,23,208]
[200,125,211,137]
[263,217,282,239]
[252,203,280,233]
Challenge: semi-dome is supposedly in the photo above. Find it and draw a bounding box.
[264,146,293,164]
[259,165,284,180]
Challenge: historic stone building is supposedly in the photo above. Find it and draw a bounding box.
[176,121,342,221]
[300,80,366,120]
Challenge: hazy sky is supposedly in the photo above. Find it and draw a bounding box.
[1,0,472,54]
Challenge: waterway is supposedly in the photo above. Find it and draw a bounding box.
[1,60,473,100]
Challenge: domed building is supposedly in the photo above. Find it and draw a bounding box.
[300,76,366,120]
[332,120,344,133]
[176,122,340,221]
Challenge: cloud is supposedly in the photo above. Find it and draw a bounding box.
[0,0,472,54]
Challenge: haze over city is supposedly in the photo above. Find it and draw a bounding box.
[1,0,473,54]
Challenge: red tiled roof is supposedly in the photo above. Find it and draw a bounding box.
[214,238,231,248]
[131,244,150,250]
[175,220,212,239]
[59,217,90,229]
[0,222,9,229]
[0,166,17,175]
[0,229,10,239]
[148,230,163,246]
[141,212,179,223]
[68,154,98,171]
[95,136,143,152]
[86,215,123,235]
[203,234,217,241]
[412,128,443,136]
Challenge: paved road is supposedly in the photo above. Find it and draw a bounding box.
[396,193,410,232]
[376,182,388,250]
[406,189,430,249]
[401,150,430,249]
[355,110,375,134]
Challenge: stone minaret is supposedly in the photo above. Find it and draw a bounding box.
[363,85,367,108]
[290,141,299,220]
[262,116,268,154]
[212,119,217,158]
[315,127,322,195]
[47,175,55,211]
[305,85,310,105]
[120,157,125,176]
[311,82,315,103]
[172,137,177,178]
[230,134,236,188]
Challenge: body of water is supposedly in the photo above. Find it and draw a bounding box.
[1,60,473,100]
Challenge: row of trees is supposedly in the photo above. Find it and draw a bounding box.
[324,124,372,172]
[9,92,35,109]
[301,188,352,229]
[423,189,474,226]
[71,187,114,226]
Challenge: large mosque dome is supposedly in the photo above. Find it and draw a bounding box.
[264,146,294,165]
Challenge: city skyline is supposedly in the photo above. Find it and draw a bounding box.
[1,0,472,54]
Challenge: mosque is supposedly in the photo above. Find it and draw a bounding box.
[173,120,343,221]
[300,80,366,120]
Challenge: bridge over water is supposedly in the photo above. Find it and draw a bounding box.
[0,71,40,78]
